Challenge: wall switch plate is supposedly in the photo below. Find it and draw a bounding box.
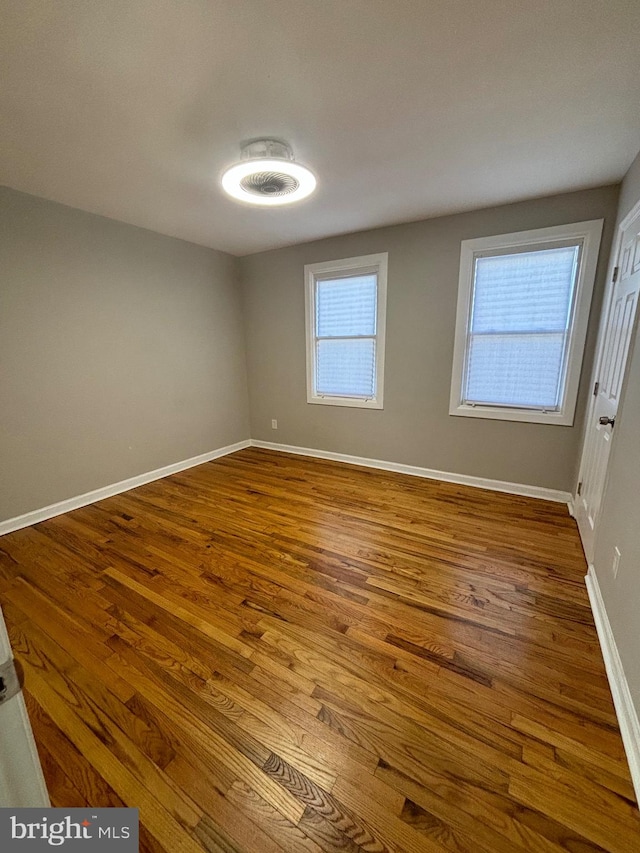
[271,419,278,429]
[613,546,621,578]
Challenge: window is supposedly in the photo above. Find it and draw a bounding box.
[305,253,388,408]
[450,220,603,425]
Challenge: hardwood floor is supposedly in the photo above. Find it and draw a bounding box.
[0,447,638,852]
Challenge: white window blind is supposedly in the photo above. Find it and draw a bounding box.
[464,245,581,410]
[305,253,387,409]
[315,274,378,398]
[451,220,603,425]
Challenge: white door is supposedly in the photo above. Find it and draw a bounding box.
[0,605,50,807]
[575,203,640,561]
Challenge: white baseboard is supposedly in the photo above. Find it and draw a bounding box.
[0,437,572,537]
[585,565,640,805]
[0,439,251,537]
[250,440,572,503]
[567,497,576,517]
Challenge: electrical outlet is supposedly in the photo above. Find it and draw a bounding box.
[612,546,621,578]
[271,419,278,430]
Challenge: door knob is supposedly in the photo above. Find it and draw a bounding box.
[599,416,615,428]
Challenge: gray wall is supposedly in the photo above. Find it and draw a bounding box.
[0,187,250,521]
[592,148,640,716]
[240,186,619,491]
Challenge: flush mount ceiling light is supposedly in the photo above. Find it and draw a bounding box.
[221,139,316,206]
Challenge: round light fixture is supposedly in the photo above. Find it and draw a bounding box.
[221,139,316,206]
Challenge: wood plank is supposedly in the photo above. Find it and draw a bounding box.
[23,667,204,853]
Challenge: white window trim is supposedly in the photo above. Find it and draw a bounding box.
[449,219,604,425]
[305,252,388,409]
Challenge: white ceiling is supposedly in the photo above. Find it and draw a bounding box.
[1,1,639,256]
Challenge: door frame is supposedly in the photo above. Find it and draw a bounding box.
[573,196,640,549]
[0,607,50,808]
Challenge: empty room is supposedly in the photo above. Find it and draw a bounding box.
[1,2,640,851]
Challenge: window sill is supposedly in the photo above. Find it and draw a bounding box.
[449,403,574,426]
[307,395,383,410]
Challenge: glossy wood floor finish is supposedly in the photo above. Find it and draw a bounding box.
[1,448,638,853]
